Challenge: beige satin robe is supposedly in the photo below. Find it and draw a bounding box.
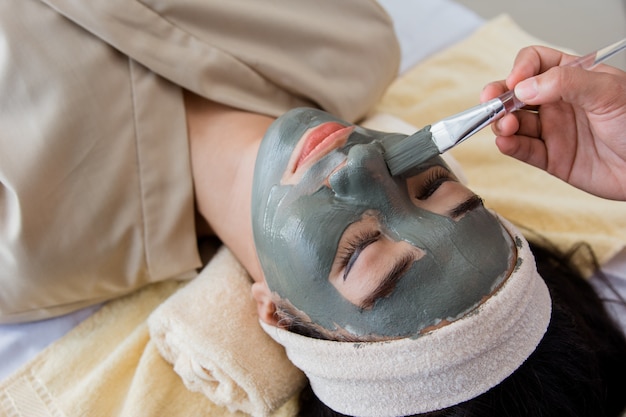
[0,0,400,322]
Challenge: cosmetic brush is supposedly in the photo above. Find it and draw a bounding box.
[383,37,626,176]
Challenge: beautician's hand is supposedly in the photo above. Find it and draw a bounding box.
[481,45,626,201]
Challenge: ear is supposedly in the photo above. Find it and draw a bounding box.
[251,281,279,326]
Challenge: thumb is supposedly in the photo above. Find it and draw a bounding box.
[514,67,612,110]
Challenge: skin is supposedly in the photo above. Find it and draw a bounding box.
[186,92,515,339]
[481,45,626,200]
[185,91,272,283]
[251,108,515,338]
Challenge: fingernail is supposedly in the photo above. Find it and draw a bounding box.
[514,79,538,101]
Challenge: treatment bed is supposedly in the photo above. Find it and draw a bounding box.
[1,1,625,415]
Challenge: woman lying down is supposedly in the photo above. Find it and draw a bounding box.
[189,99,626,417]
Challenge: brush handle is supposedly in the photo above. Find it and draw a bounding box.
[497,37,626,114]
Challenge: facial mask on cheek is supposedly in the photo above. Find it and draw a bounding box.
[259,178,513,338]
[379,207,514,334]
[252,112,513,338]
[262,185,367,309]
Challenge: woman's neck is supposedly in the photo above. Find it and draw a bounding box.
[185,91,275,282]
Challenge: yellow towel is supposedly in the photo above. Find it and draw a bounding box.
[0,269,299,417]
[375,14,626,271]
[148,246,306,417]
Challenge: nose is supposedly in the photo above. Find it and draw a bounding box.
[328,142,390,198]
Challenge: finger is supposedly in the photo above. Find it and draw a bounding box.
[510,110,542,139]
[492,110,541,138]
[480,81,508,102]
[495,134,548,171]
[491,113,520,137]
[592,62,626,76]
[506,45,576,89]
[514,66,617,110]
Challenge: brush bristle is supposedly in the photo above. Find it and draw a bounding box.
[383,127,439,176]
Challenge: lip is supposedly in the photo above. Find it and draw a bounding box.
[283,122,354,184]
[296,122,352,168]
[293,122,354,172]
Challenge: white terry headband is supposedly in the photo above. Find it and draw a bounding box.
[260,216,552,417]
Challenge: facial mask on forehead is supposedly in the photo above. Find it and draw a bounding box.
[252,108,514,338]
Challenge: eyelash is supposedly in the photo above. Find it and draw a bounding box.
[415,167,452,200]
[360,252,414,309]
[339,230,381,280]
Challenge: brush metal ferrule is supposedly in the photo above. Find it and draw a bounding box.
[430,98,506,153]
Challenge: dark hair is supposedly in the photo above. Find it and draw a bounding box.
[286,241,626,417]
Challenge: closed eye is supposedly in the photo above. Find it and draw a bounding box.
[414,166,454,200]
[360,252,414,309]
[329,213,425,308]
[338,230,381,280]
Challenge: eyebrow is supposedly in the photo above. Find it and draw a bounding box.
[449,194,484,218]
[360,252,415,309]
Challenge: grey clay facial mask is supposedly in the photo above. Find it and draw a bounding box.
[252,108,514,338]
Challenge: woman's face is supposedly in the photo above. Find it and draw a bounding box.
[252,108,514,338]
